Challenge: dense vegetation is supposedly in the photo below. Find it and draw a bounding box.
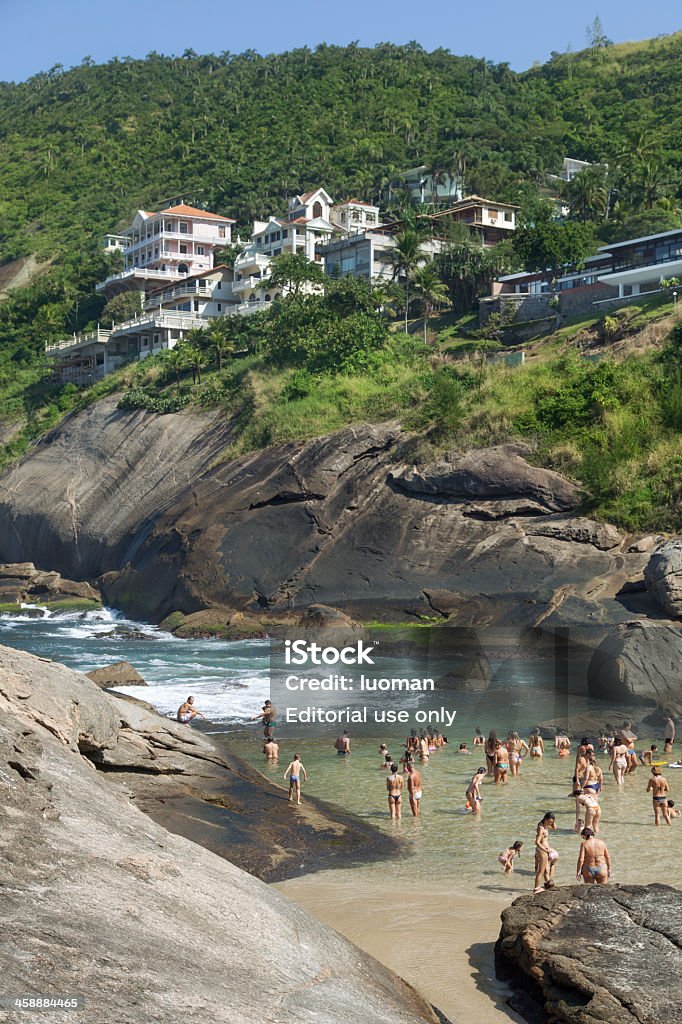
[1,34,682,530]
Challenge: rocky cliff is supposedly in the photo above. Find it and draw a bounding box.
[495,884,682,1024]
[0,400,655,627]
[0,644,440,1024]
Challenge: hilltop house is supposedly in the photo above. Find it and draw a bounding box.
[96,204,235,298]
[430,195,518,246]
[481,227,682,323]
[232,188,335,308]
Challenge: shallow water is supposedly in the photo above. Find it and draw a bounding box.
[2,607,679,894]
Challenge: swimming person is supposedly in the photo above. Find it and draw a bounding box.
[576,828,611,884]
[534,812,558,893]
[466,768,486,815]
[176,696,206,724]
[284,753,308,805]
[498,841,523,873]
[334,730,351,756]
[386,763,404,819]
[406,762,422,817]
[457,742,470,754]
[647,766,671,826]
[667,800,681,819]
[263,736,279,760]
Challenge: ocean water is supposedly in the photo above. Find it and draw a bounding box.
[2,606,679,895]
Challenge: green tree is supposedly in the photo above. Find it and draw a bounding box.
[265,252,325,297]
[563,166,608,222]
[512,213,594,290]
[184,345,205,385]
[206,317,237,370]
[410,262,451,343]
[386,228,428,332]
[100,290,144,327]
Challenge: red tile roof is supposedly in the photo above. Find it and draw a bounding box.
[299,190,318,202]
[150,203,235,222]
[340,199,376,208]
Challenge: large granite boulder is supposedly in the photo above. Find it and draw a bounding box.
[0,561,100,606]
[587,621,682,713]
[495,884,682,1024]
[86,660,147,687]
[645,538,682,618]
[0,644,440,1024]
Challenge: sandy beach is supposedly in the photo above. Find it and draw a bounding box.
[277,870,524,1023]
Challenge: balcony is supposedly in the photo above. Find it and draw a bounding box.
[45,328,112,356]
[96,267,186,293]
[234,251,271,276]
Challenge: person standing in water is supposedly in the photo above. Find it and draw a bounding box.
[534,812,558,893]
[484,731,498,775]
[386,763,404,819]
[284,753,307,805]
[253,700,277,738]
[473,727,485,748]
[466,767,486,814]
[494,740,510,785]
[507,732,529,776]
[529,731,545,758]
[610,737,629,787]
[664,715,676,754]
[576,827,611,884]
[263,736,279,760]
[647,766,671,826]
[334,730,351,756]
[406,762,422,817]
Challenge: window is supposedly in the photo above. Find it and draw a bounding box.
[179,244,188,254]
[623,285,633,297]
[265,294,271,302]
[504,212,513,222]
[153,333,160,345]
[165,222,173,232]
[274,248,282,256]
[282,229,288,238]
[154,247,159,256]
[312,201,323,218]
[194,300,199,311]
[179,222,188,234]
[219,227,226,238]
[197,245,205,256]
[154,223,160,234]
[217,303,222,311]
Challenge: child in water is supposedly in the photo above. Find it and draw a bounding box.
[498,841,523,873]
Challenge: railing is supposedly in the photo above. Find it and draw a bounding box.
[110,311,209,335]
[143,281,211,308]
[96,267,183,290]
[233,300,272,316]
[45,328,112,355]
[610,251,682,275]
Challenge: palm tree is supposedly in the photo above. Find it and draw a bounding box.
[410,263,452,343]
[565,167,608,222]
[386,228,429,333]
[166,345,186,387]
[206,318,236,371]
[184,345,205,385]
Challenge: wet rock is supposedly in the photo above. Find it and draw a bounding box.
[86,661,147,688]
[0,644,439,1024]
[0,561,100,607]
[645,538,682,618]
[495,884,682,1024]
[587,622,682,713]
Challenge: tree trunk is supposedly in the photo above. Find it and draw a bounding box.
[404,280,409,334]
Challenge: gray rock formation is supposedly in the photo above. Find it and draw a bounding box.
[0,561,100,606]
[0,644,440,1024]
[495,884,682,1024]
[587,622,682,713]
[645,538,682,618]
[85,660,147,687]
[0,404,655,627]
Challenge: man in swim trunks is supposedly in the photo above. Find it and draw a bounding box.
[253,700,277,738]
[406,762,422,817]
[263,736,279,760]
[176,696,206,724]
[386,763,404,819]
[284,753,307,804]
[647,766,671,826]
[335,730,351,756]
[576,827,611,884]
[466,768,485,815]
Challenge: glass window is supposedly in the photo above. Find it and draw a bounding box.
[165,222,173,231]
[217,303,222,311]
[180,244,188,254]
[197,245,205,255]
[179,222,188,234]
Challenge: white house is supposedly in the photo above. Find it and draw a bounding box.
[96,204,235,298]
[330,199,381,233]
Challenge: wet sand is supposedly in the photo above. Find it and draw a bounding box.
[277,870,523,1023]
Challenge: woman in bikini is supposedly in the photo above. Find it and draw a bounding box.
[473,727,485,749]
[581,754,603,794]
[466,768,486,815]
[485,731,498,776]
[507,732,529,777]
[494,740,510,785]
[573,787,601,833]
[534,812,558,893]
[576,828,611,884]
[386,763,404,820]
[498,840,523,873]
[529,732,544,759]
[610,739,629,787]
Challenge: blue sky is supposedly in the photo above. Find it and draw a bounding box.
[1,0,680,81]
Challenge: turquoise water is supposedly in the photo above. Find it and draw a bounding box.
[2,606,679,894]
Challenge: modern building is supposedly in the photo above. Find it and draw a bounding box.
[318,227,443,283]
[481,227,682,322]
[232,187,335,307]
[389,166,463,206]
[96,204,235,298]
[548,157,593,183]
[143,265,236,318]
[430,195,519,246]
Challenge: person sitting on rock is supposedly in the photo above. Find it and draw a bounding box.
[177,695,206,725]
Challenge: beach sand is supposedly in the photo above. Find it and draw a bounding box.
[277,870,523,1023]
